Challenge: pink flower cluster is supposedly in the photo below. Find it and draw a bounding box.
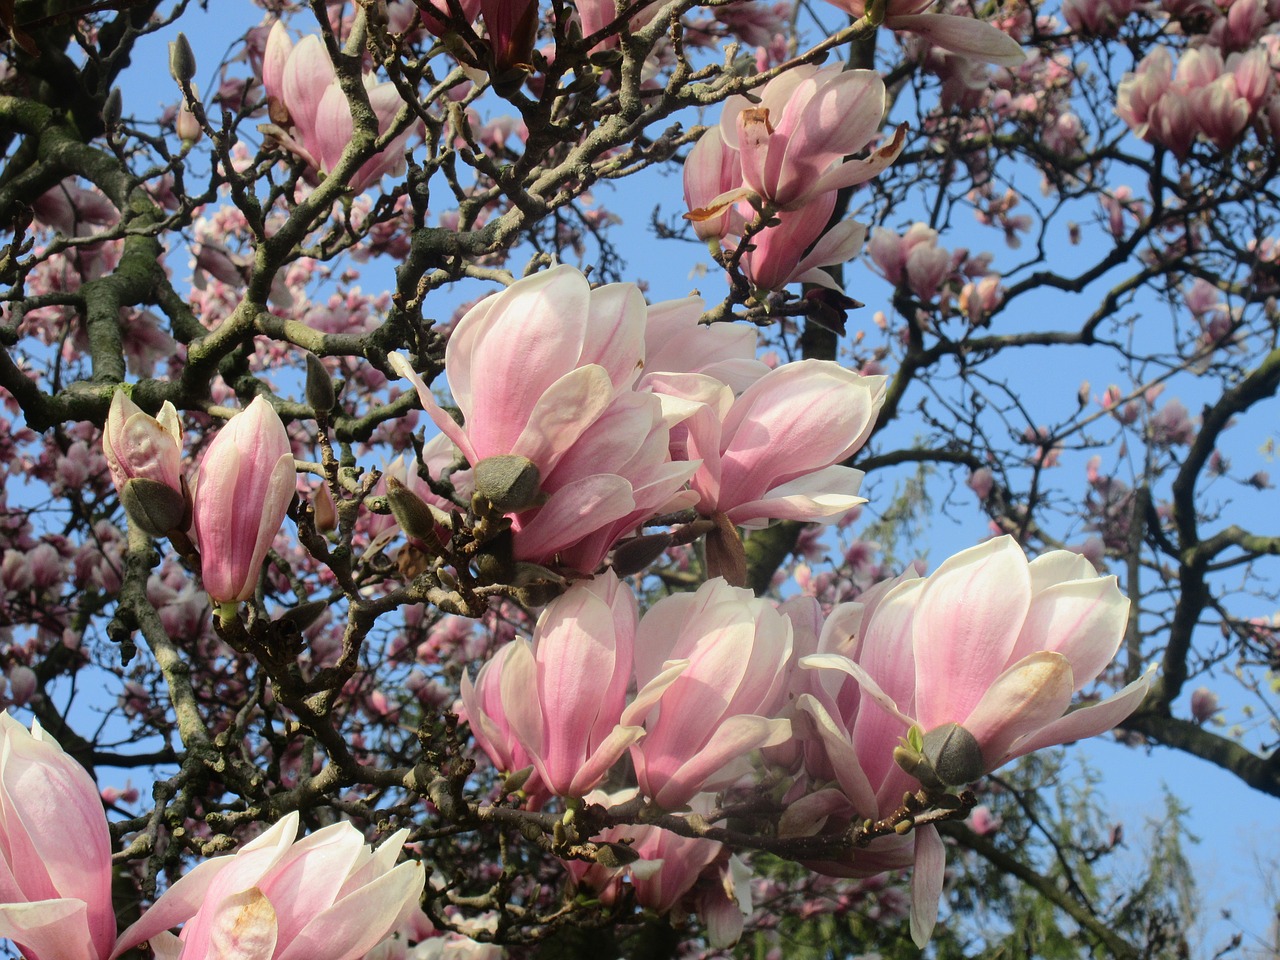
[683,65,906,292]
[0,714,425,960]
[260,22,420,193]
[1116,45,1276,156]
[792,536,1151,942]
[102,391,296,608]
[390,264,885,573]
[460,572,793,808]
[458,536,1148,945]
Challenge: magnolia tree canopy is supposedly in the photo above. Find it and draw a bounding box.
[0,0,1277,957]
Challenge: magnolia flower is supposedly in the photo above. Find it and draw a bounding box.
[805,536,1151,783]
[640,295,768,394]
[821,0,1025,66]
[666,359,887,529]
[102,389,187,536]
[495,572,684,797]
[458,641,550,805]
[629,578,793,809]
[389,266,698,573]
[389,266,646,488]
[261,23,418,192]
[191,396,296,606]
[720,65,905,211]
[0,713,116,960]
[111,812,424,960]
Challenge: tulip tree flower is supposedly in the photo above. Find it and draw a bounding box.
[191,396,296,609]
[0,712,117,960]
[111,811,424,960]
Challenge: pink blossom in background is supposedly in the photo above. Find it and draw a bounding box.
[260,23,420,192]
[1190,686,1220,724]
[968,805,1003,835]
[0,713,116,960]
[191,396,296,606]
[111,811,424,960]
[816,0,1025,65]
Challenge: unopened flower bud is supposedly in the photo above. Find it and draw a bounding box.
[920,722,984,787]
[892,742,944,791]
[610,533,673,576]
[473,529,516,585]
[502,765,535,795]
[175,105,202,146]
[594,841,641,869]
[385,476,442,551]
[304,352,336,414]
[275,600,329,632]
[169,32,197,84]
[102,88,122,130]
[121,477,188,538]
[473,454,541,512]
[312,481,337,533]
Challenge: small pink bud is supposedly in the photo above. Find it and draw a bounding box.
[191,396,296,605]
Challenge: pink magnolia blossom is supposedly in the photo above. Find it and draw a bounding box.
[628,578,794,809]
[682,127,747,243]
[389,266,645,480]
[261,23,418,193]
[191,396,296,606]
[102,389,184,498]
[0,713,117,960]
[641,296,769,393]
[805,536,1151,782]
[738,194,870,292]
[720,65,905,210]
[818,0,1025,65]
[479,0,540,74]
[504,390,698,572]
[390,266,696,573]
[658,359,886,528]
[111,812,424,960]
[1190,686,1220,724]
[458,642,550,805]
[496,572,683,797]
